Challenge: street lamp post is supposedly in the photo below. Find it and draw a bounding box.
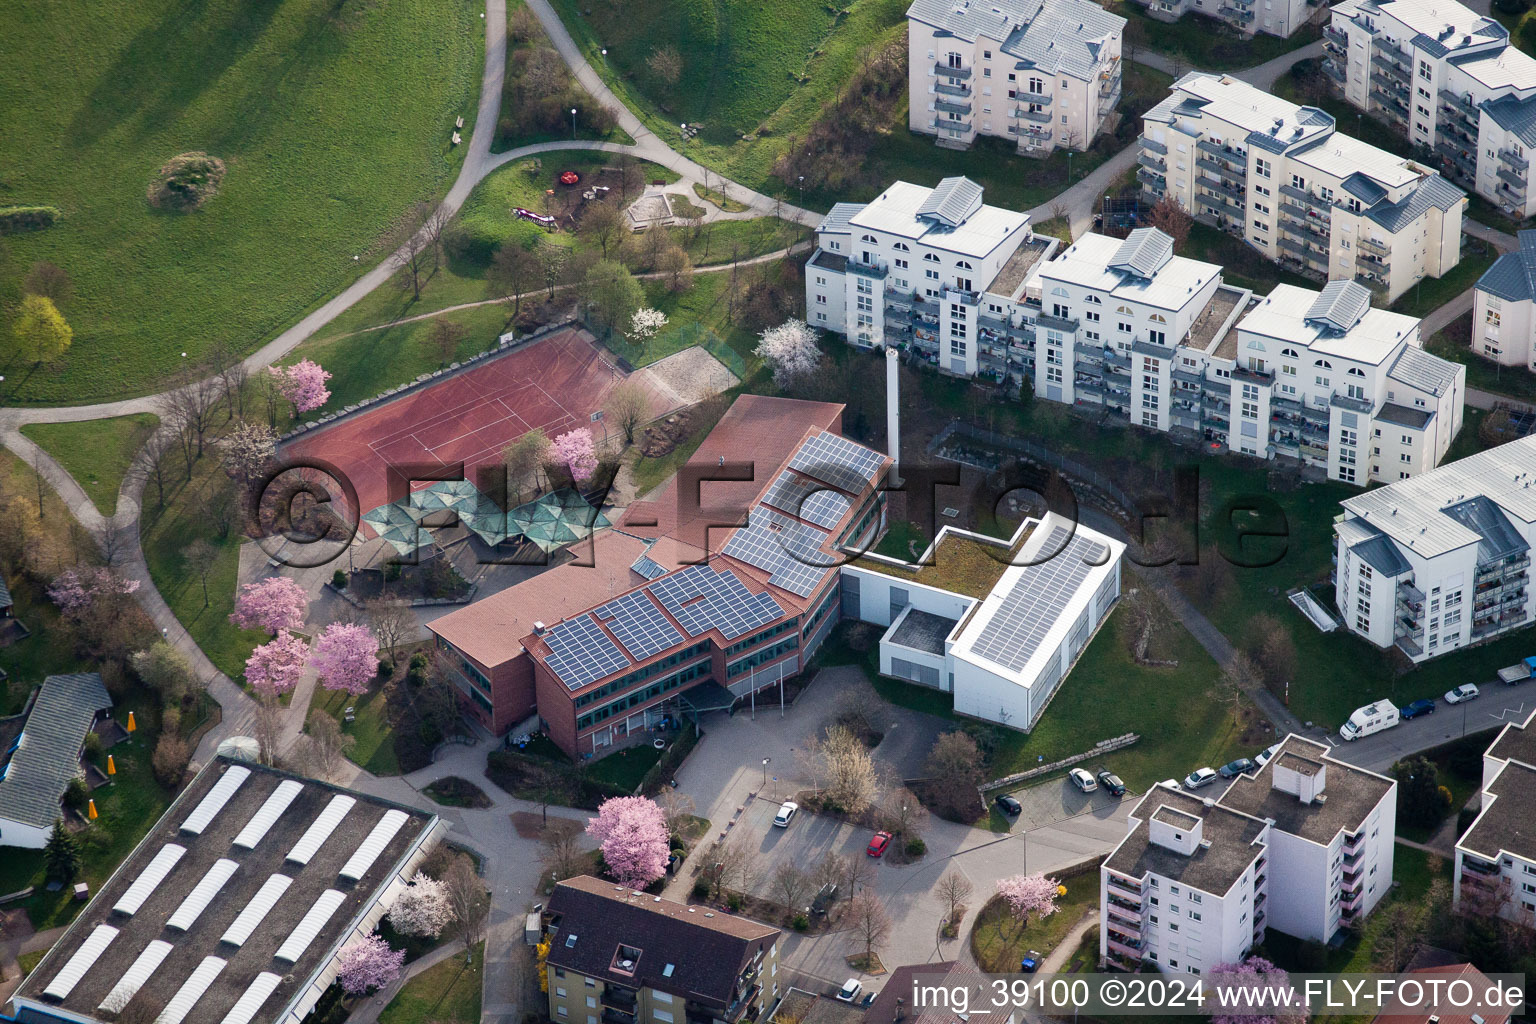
[570,107,577,139]
[761,757,771,790]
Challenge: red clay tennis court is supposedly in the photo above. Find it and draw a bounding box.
[282,327,658,518]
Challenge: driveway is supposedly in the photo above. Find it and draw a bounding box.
[994,775,1138,832]
[1326,689,1535,773]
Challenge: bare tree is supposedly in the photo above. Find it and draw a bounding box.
[1208,653,1256,729]
[836,850,873,899]
[647,45,683,85]
[445,856,489,960]
[937,871,974,928]
[254,695,283,766]
[657,246,694,293]
[1371,900,1424,971]
[844,889,892,967]
[305,710,356,780]
[164,371,222,467]
[503,428,551,502]
[426,318,469,366]
[604,381,649,448]
[1148,196,1193,250]
[141,428,177,511]
[771,863,812,918]
[487,243,541,318]
[540,818,588,883]
[23,261,73,306]
[183,538,219,607]
[656,788,697,837]
[365,596,414,658]
[1245,613,1297,695]
[925,731,984,819]
[714,838,759,900]
[818,725,878,815]
[391,201,448,301]
[206,339,249,420]
[880,786,928,840]
[579,202,627,260]
[98,521,130,569]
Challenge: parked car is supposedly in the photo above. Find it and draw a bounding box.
[772,801,799,827]
[1020,950,1042,973]
[1097,771,1126,797]
[1183,767,1219,790]
[1218,758,1255,779]
[810,883,838,916]
[1445,684,1481,704]
[994,793,1022,815]
[1400,698,1437,720]
[1069,768,1098,792]
[837,979,863,1003]
[867,831,892,858]
[1254,743,1282,770]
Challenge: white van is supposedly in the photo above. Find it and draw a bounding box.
[1339,700,1400,741]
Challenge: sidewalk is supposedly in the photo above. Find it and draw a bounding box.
[348,939,469,1024]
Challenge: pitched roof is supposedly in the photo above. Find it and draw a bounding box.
[1364,174,1465,232]
[916,177,984,227]
[1483,92,1536,148]
[1305,281,1372,334]
[1351,530,1414,577]
[1477,229,1536,303]
[0,673,111,829]
[545,876,779,1009]
[1108,227,1174,279]
[906,0,1124,80]
[1388,344,1461,397]
[816,203,864,234]
[1441,494,1529,561]
[1374,964,1511,1024]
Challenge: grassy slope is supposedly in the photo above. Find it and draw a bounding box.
[315,683,401,776]
[377,944,485,1024]
[972,880,1100,971]
[19,414,159,517]
[0,0,481,405]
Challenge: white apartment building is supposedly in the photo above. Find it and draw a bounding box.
[1127,0,1311,39]
[1140,72,1467,303]
[1100,735,1397,973]
[906,0,1125,155]
[1325,0,1536,218]
[1333,435,1536,662]
[1472,229,1536,369]
[1455,708,1536,928]
[809,185,1466,486]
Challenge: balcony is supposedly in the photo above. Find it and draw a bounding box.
[1140,152,1168,174]
[1331,391,1373,413]
[1323,60,1346,83]
[935,63,972,78]
[1440,89,1479,120]
[1017,106,1053,123]
[1221,5,1256,21]
[1462,855,1500,877]
[1106,873,1143,898]
[935,97,973,116]
[1498,165,1527,190]
[1501,148,1530,172]
[934,81,971,100]
[1370,54,1409,80]
[1370,86,1409,117]
[1140,135,1168,156]
[1325,26,1348,47]
[1377,35,1407,60]
[1100,73,1122,98]
[1197,139,1248,173]
[1234,365,1273,384]
[930,118,972,135]
[1357,235,1389,257]
[1198,173,1245,202]
[604,1011,638,1024]
[1196,191,1245,221]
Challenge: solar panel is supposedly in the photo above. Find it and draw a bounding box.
[544,615,631,690]
[971,527,1105,673]
[232,780,304,850]
[338,809,410,881]
[630,553,668,581]
[273,889,347,963]
[788,431,884,495]
[114,844,187,917]
[647,565,786,640]
[762,471,853,529]
[286,795,356,865]
[181,765,251,835]
[219,973,284,1024]
[99,940,174,1013]
[43,925,119,1000]
[720,507,833,599]
[221,874,293,947]
[592,591,684,662]
[166,858,240,932]
[155,957,228,1024]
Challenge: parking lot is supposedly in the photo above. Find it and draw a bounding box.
[734,797,876,905]
[992,773,1139,831]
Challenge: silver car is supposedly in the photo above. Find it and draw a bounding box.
[1183,767,1219,790]
[1069,767,1098,792]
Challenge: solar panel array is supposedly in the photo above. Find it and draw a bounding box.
[273,889,347,963]
[232,780,304,850]
[788,431,884,496]
[100,940,174,1013]
[629,553,668,581]
[720,508,831,599]
[167,858,240,931]
[593,591,684,662]
[43,925,119,1000]
[648,564,784,639]
[544,614,633,690]
[762,471,852,529]
[180,765,250,836]
[156,957,228,1024]
[971,527,1106,673]
[114,844,187,917]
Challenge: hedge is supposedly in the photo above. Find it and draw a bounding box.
[0,206,60,234]
[639,721,703,795]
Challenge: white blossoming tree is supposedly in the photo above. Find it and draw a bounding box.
[629,307,668,344]
[755,319,822,389]
[387,871,456,938]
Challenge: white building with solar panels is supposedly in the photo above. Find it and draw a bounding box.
[7,758,445,1024]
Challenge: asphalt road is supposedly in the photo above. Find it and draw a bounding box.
[1324,686,1535,772]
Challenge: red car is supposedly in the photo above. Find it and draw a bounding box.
[867,831,892,858]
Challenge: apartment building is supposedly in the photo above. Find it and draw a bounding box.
[906,0,1125,155]
[1100,735,1396,973]
[1472,229,1536,369]
[544,877,782,1024]
[1325,0,1536,219]
[1454,707,1536,928]
[1139,72,1466,303]
[1333,435,1536,662]
[1126,0,1312,40]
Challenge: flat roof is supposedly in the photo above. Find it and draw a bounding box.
[848,523,1035,600]
[1458,758,1536,862]
[986,237,1055,300]
[1105,786,1266,896]
[1236,284,1421,366]
[1218,735,1394,845]
[1485,707,1536,771]
[15,759,438,1024]
[1039,232,1222,313]
[1190,287,1250,357]
[887,608,960,656]
[848,181,1030,261]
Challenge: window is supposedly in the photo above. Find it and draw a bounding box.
[1290,174,1306,190]
[1255,158,1271,178]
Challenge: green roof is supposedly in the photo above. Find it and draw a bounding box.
[848,522,1035,600]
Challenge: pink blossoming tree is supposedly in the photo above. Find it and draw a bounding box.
[230,576,309,635]
[269,359,333,415]
[245,630,310,697]
[586,796,670,890]
[1209,958,1304,1024]
[996,874,1061,935]
[335,935,405,996]
[48,568,140,615]
[552,428,599,483]
[311,622,379,696]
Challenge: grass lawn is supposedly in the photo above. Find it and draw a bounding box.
[495,0,633,151]
[694,183,749,213]
[1179,222,1316,294]
[1390,244,1498,319]
[377,943,485,1024]
[971,880,1100,972]
[315,683,400,776]
[1467,193,1531,237]
[19,414,159,517]
[582,742,662,791]
[0,0,482,405]
[138,447,268,682]
[18,950,46,978]
[1113,4,1323,71]
[1428,312,1536,404]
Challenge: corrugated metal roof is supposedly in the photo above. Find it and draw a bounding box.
[42,925,119,1001]
[1443,495,1530,561]
[1483,93,1536,148]
[915,176,985,226]
[906,0,1123,79]
[816,203,864,234]
[1351,533,1413,577]
[1388,344,1461,396]
[1340,171,1388,205]
[1476,230,1536,303]
[1107,227,1174,279]
[0,672,111,830]
[1365,174,1465,232]
[1305,281,1372,334]
[180,764,250,836]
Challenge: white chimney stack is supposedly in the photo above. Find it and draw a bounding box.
[885,346,902,486]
